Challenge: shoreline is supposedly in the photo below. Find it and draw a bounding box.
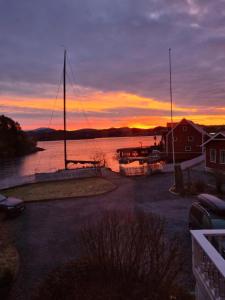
[0,147,45,161]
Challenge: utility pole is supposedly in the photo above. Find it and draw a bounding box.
[169,48,176,169]
[63,50,67,169]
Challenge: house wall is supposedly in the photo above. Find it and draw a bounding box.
[205,140,225,172]
[166,119,204,162]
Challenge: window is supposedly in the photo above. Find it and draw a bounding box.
[220,150,225,164]
[188,136,194,142]
[185,146,191,151]
[210,149,216,163]
[183,126,188,132]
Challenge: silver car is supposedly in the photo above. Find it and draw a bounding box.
[0,194,25,217]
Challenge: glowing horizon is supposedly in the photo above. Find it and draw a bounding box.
[1,88,225,131]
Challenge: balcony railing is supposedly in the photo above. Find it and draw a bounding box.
[191,230,225,300]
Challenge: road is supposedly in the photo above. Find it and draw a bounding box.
[5,171,196,299]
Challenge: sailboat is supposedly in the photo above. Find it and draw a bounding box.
[62,50,99,170]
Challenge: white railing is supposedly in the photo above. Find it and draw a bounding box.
[191,230,225,300]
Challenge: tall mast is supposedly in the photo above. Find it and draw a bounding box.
[169,48,175,168]
[63,50,67,169]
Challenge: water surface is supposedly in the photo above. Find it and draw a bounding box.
[0,136,159,180]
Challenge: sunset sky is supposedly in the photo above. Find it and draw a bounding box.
[1,0,225,130]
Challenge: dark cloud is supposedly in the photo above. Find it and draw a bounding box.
[0,0,225,111]
[2,103,224,127]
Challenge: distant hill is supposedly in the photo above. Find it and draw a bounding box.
[27,124,225,142]
[30,127,56,133]
[27,126,168,141]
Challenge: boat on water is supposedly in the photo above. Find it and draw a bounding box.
[116,145,162,164]
[61,50,100,170]
[116,141,166,176]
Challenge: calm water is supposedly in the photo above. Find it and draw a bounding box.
[0,136,159,180]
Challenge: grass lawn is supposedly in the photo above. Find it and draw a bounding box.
[2,177,116,202]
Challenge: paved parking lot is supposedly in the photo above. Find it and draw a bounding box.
[4,172,196,299]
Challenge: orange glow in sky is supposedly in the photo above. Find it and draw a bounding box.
[1,88,225,130]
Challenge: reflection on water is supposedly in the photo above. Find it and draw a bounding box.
[0,136,159,180]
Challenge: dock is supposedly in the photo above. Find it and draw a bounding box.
[66,159,100,167]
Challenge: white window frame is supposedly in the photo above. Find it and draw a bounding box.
[183,126,188,132]
[210,149,216,163]
[185,146,192,152]
[188,136,194,142]
[220,149,225,164]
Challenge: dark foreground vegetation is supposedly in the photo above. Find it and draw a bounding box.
[0,221,18,300]
[174,165,225,197]
[34,212,193,300]
[0,115,41,159]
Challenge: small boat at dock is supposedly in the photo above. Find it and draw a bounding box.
[117,145,164,164]
[116,144,166,176]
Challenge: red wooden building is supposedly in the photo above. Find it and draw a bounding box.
[162,118,210,162]
[202,132,225,173]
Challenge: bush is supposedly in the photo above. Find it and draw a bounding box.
[0,224,18,299]
[213,170,225,194]
[0,114,37,158]
[191,179,205,194]
[34,212,191,300]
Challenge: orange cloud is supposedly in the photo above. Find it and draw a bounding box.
[1,88,224,129]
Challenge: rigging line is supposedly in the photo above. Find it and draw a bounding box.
[66,55,102,154]
[49,70,64,128]
[34,70,64,173]
[67,62,95,129]
[66,55,95,129]
[66,71,92,128]
[66,71,102,156]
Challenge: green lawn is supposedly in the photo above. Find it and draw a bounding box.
[2,177,116,202]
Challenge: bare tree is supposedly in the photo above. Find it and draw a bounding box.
[79,211,185,299]
[34,211,191,300]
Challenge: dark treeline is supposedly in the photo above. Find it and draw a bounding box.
[27,124,225,142]
[27,126,168,141]
[0,115,40,159]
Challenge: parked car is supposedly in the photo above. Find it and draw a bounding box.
[189,194,225,258]
[189,194,225,230]
[0,194,25,217]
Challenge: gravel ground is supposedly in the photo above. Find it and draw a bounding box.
[4,170,197,300]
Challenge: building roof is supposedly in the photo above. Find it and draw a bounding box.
[166,118,210,137]
[201,131,225,146]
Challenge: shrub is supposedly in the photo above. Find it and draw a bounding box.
[191,179,205,194]
[0,224,18,299]
[213,170,225,194]
[34,212,190,300]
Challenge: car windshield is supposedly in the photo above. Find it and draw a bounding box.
[0,194,7,202]
[211,218,225,229]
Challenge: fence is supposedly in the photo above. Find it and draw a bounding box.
[0,168,100,190]
[162,154,204,173]
[120,163,163,176]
